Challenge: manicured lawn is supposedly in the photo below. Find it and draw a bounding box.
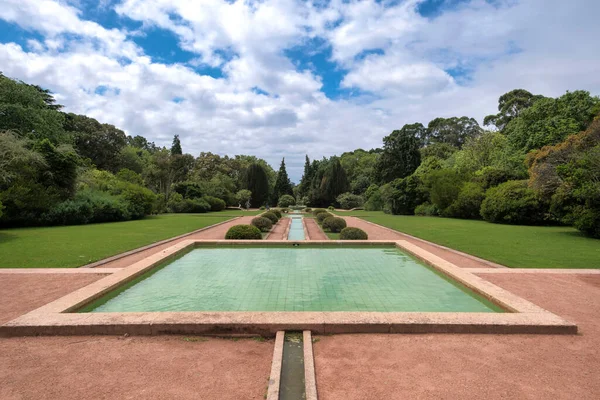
[335,211,600,269]
[326,232,340,240]
[0,211,259,268]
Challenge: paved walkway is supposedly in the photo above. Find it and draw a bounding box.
[305,218,327,240]
[266,218,290,240]
[340,216,504,269]
[314,272,600,400]
[96,216,256,268]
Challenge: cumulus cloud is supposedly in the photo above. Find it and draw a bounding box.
[1,0,599,181]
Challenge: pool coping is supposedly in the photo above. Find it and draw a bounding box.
[0,240,577,336]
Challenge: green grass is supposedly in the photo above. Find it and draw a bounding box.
[334,210,600,269]
[0,211,259,269]
[326,232,340,240]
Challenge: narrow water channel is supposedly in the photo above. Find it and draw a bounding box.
[287,211,305,241]
[279,332,306,400]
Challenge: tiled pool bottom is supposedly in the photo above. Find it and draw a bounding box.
[82,246,502,313]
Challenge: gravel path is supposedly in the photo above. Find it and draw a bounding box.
[266,217,290,240]
[305,218,328,240]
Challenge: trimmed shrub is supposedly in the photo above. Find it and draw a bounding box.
[336,192,364,209]
[281,208,290,213]
[271,209,283,219]
[41,190,131,225]
[304,208,312,213]
[167,193,211,213]
[277,194,295,208]
[316,211,332,224]
[312,208,327,216]
[262,211,279,224]
[322,216,347,233]
[414,202,438,216]
[251,217,273,232]
[480,180,548,225]
[340,227,368,240]
[328,205,335,211]
[259,206,266,210]
[445,182,486,219]
[203,195,226,211]
[225,224,262,239]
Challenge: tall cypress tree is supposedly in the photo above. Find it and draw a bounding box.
[298,155,311,198]
[319,158,349,206]
[245,163,270,207]
[171,134,182,155]
[273,157,293,202]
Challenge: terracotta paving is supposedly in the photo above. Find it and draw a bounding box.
[305,218,328,240]
[97,216,255,268]
[0,273,105,324]
[314,273,600,400]
[266,217,290,240]
[340,216,502,268]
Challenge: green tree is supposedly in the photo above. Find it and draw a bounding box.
[235,189,252,206]
[319,158,349,206]
[245,163,270,207]
[426,117,482,148]
[273,157,293,201]
[484,89,544,131]
[374,125,422,184]
[171,134,183,155]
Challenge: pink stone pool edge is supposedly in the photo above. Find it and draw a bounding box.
[0,240,577,337]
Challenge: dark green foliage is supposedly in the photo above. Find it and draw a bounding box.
[319,159,350,206]
[336,192,364,209]
[480,180,548,225]
[374,125,421,183]
[475,167,524,189]
[427,169,465,215]
[316,211,332,223]
[445,182,486,219]
[114,181,157,219]
[304,208,312,212]
[339,227,368,240]
[116,168,144,185]
[35,139,79,200]
[426,117,482,148]
[273,158,293,201]
[171,134,183,155]
[225,224,262,239]
[171,181,204,199]
[203,195,226,211]
[387,175,427,215]
[277,194,295,207]
[414,202,439,216]
[312,208,327,216]
[420,142,457,160]
[167,193,211,213]
[322,216,347,233]
[262,211,279,224]
[41,190,131,225]
[251,217,273,232]
[271,209,283,219]
[245,163,270,207]
[484,89,545,131]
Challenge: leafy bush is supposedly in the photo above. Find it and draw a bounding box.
[271,209,283,219]
[414,202,439,216]
[262,211,279,224]
[316,211,332,224]
[445,182,485,219]
[259,206,266,210]
[322,216,347,233]
[364,187,384,211]
[386,175,427,215]
[312,208,327,216]
[0,200,3,219]
[304,208,312,213]
[203,195,226,211]
[427,169,465,215]
[112,180,157,219]
[277,194,295,207]
[476,167,525,189]
[328,206,335,211]
[251,217,273,232]
[336,192,364,209]
[225,224,262,239]
[480,180,548,225]
[167,193,211,213]
[340,227,368,240]
[41,190,131,225]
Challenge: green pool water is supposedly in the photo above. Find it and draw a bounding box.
[82,246,502,313]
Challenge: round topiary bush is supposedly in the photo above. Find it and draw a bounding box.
[271,209,283,219]
[339,227,368,240]
[259,206,266,210]
[312,208,327,216]
[262,211,279,224]
[277,194,296,208]
[328,205,335,211]
[304,208,312,213]
[202,195,226,211]
[225,224,262,239]
[322,216,347,233]
[251,217,273,232]
[316,211,332,224]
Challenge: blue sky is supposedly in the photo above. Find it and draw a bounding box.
[1,0,599,181]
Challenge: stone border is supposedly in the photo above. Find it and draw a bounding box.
[266,331,284,400]
[466,268,600,274]
[347,217,509,268]
[0,268,121,274]
[302,218,310,240]
[303,330,318,400]
[0,240,577,336]
[80,216,242,268]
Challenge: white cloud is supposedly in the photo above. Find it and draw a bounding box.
[1,0,599,181]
